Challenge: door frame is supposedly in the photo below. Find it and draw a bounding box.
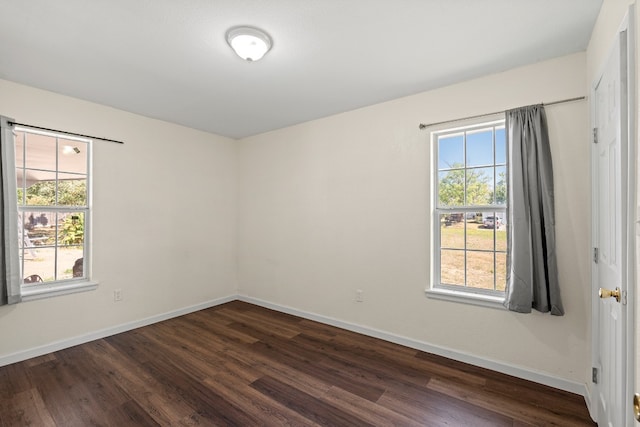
[589,6,637,425]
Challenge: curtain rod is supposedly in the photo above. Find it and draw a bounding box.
[418,96,586,130]
[7,121,124,144]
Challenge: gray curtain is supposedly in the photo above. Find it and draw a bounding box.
[0,116,21,305]
[504,105,564,315]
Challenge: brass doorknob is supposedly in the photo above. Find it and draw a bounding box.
[599,287,621,303]
[634,393,640,422]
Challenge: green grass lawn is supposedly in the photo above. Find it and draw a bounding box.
[440,220,507,291]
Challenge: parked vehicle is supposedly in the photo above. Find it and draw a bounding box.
[483,216,502,228]
[443,213,463,226]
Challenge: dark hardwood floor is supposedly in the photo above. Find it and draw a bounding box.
[0,301,595,426]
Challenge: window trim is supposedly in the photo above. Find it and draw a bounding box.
[427,115,508,305]
[21,280,98,302]
[14,125,96,300]
[425,286,506,310]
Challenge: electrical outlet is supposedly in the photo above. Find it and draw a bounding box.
[356,289,364,302]
[113,289,123,302]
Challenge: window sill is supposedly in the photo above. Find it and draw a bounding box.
[21,280,99,302]
[425,288,506,310]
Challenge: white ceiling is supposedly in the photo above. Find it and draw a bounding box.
[0,0,602,139]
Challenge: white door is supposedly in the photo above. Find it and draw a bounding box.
[593,29,629,427]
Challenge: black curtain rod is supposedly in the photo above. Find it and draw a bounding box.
[8,121,124,144]
[418,96,587,130]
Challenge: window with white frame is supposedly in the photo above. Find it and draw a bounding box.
[14,126,91,288]
[431,119,507,300]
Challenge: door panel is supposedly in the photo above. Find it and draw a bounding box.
[594,30,627,427]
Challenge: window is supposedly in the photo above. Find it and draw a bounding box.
[430,118,507,304]
[14,126,95,298]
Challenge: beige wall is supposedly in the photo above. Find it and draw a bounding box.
[0,51,594,389]
[0,79,238,359]
[238,53,591,385]
[587,0,632,80]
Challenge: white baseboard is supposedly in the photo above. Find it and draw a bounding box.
[238,295,589,398]
[583,383,597,422]
[0,294,236,368]
[1,292,590,408]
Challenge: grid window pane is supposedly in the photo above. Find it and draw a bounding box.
[440,213,465,249]
[58,178,87,206]
[495,165,507,205]
[440,249,464,286]
[21,211,56,246]
[58,139,88,174]
[466,251,495,290]
[22,247,56,283]
[495,127,507,164]
[58,212,85,247]
[25,132,56,171]
[466,129,493,167]
[57,246,84,281]
[438,170,464,206]
[438,134,464,169]
[23,172,57,206]
[15,131,25,166]
[496,252,508,291]
[16,127,89,286]
[434,120,507,297]
[496,226,507,252]
[467,219,494,251]
[466,167,493,206]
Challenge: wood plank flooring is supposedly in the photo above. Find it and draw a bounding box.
[0,301,595,426]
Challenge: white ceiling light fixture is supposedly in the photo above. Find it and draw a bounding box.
[226,26,272,61]
[62,145,80,154]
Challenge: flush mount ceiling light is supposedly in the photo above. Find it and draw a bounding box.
[62,145,80,154]
[226,26,272,61]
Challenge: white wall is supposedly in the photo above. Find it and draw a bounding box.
[238,53,591,386]
[0,79,238,360]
